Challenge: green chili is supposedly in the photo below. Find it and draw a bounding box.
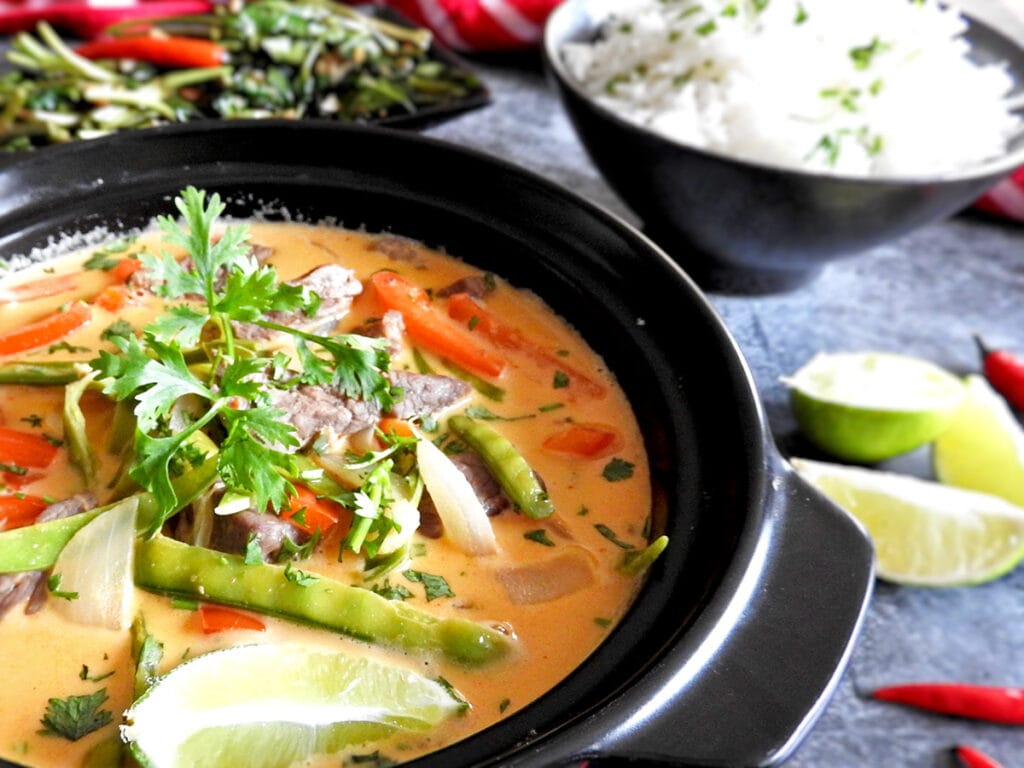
[134,536,512,666]
[447,415,554,519]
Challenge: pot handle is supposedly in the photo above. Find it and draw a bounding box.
[527,454,875,768]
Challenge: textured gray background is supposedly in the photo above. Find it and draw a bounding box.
[425,15,1024,765]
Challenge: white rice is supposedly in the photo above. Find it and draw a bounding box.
[560,0,1022,176]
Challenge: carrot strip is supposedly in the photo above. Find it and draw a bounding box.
[371,272,506,379]
[0,494,48,531]
[281,484,342,536]
[198,604,266,634]
[93,285,128,312]
[377,418,416,439]
[542,424,618,458]
[0,427,60,468]
[0,301,91,357]
[0,273,79,302]
[447,293,606,398]
[110,257,143,284]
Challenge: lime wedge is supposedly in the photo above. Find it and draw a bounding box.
[122,645,466,768]
[793,458,1024,586]
[783,352,965,462]
[933,374,1024,507]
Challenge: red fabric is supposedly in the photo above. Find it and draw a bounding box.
[369,0,562,51]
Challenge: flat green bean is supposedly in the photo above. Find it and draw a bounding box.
[0,361,85,385]
[448,415,554,519]
[135,536,513,666]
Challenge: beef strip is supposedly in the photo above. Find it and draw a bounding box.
[235,263,363,343]
[418,450,512,539]
[369,235,429,266]
[436,275,492,299]
[0,493,98,619]
[349,310,406,357]
[269,370,471,449]
[208,509,309,562]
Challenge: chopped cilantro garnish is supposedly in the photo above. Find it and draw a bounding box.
[284,561,319,586]
[552,371,570,389]
[38,689,112,741]
[849,37,890,70]
[602,457,635,482]
[524,529,555,547]
[20,414,43,428]
[404,569,454,602]
[371,580,413,601]
[47,573,79,601]
[595,523,635,549]
[243,534,264,565]
[100,319,135,342]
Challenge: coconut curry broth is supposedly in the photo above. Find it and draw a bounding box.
[0,221,653,766]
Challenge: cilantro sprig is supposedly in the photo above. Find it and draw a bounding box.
[90,187,394,524]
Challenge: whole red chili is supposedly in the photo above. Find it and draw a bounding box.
[953,744,1005,768]
[975,335,1024,411]
[75,36,227,69]
[872,682,1024,724]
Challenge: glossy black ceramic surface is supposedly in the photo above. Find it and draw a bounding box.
[0,122,872,768]
[542,0,1024,292]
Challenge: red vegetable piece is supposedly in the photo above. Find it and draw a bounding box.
[280,484,343,536]
[198,604,266,634]
[954,745,1006,768]
[872,682,1024,724]
[0,427,60,469]
[0,494,48,531]
[0,301,91,357]
[75,36,227,69]
[976,336,1024,411]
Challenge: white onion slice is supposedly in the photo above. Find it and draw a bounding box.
[416,438,497,556]
[52,497,139,630]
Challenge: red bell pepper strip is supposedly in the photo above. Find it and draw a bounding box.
[872,682,1024,724]
[92,286,129,312]
[280,484,343,536]
[198,604,266,634]
[111,257,144,284]
[75,36,227,69]
[0,301,91,357]
[975,336,1024,411]
[0,427,60,468]
[0,273,79,303]
[446,292,606,398]
[371,272,506,379]
[954,745,1006,768]
[0,494,48,531]
[542,424,618,458]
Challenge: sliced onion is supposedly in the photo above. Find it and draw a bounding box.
[377,498,421,556]
[52,497,138,630]
[497,549,596,605]
[416,438,497,556]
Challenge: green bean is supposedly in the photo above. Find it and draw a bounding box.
[131,616,164,698]
[0,454,218,574]
[447,415,554,519]
[0,361,85,385]
[134,536,513,666]
[63,371,97,485]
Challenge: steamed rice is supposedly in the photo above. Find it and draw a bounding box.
[560,0,1022,176]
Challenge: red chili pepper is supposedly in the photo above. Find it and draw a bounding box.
[75,36,227,69]
[975,336,1024,411]
[872,682,1024,724]
[953,745,1005,768]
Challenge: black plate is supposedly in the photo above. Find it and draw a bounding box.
[0,121,872,768]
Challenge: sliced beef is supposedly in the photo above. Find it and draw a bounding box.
[269,370,470,449]
[208,508,309,562]
[369,235,428,266]
[349,310,405,357]
[0,493,97,619]
[418,449,511,539]
[235,263,363,343]
[436,275,492,299]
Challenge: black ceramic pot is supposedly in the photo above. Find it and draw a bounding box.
[0,122,873,768]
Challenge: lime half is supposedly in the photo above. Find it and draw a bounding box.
[784,352,965,463]
[122,645,466,768]
[793,458,1024,586]
[933,374,1024,507]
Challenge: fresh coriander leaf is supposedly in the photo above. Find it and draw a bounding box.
[144,305,209,349]
[284,561,319,586]
[100,319,134,342]
[0,462,27,476]
[218,423,296,514]
[595,523,635,549]
[48,340,90,354]
[20,414,43,428]
[602,457,635,482]
[404,569,454,601]
[371,580,413,601]
[524,529,555,547]
[47,573,78,601]
[78,665,114,683]
[243,533,264,565]
[552,371,570,389]
[38,689,112,741]
[83,252,122,271]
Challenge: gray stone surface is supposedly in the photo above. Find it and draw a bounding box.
[428,58,1024,767]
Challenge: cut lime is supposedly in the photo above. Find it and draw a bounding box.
[793,458,1024,586]
[933,374,1024,507]
[783,352,965,463]
[122,645,466,768]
